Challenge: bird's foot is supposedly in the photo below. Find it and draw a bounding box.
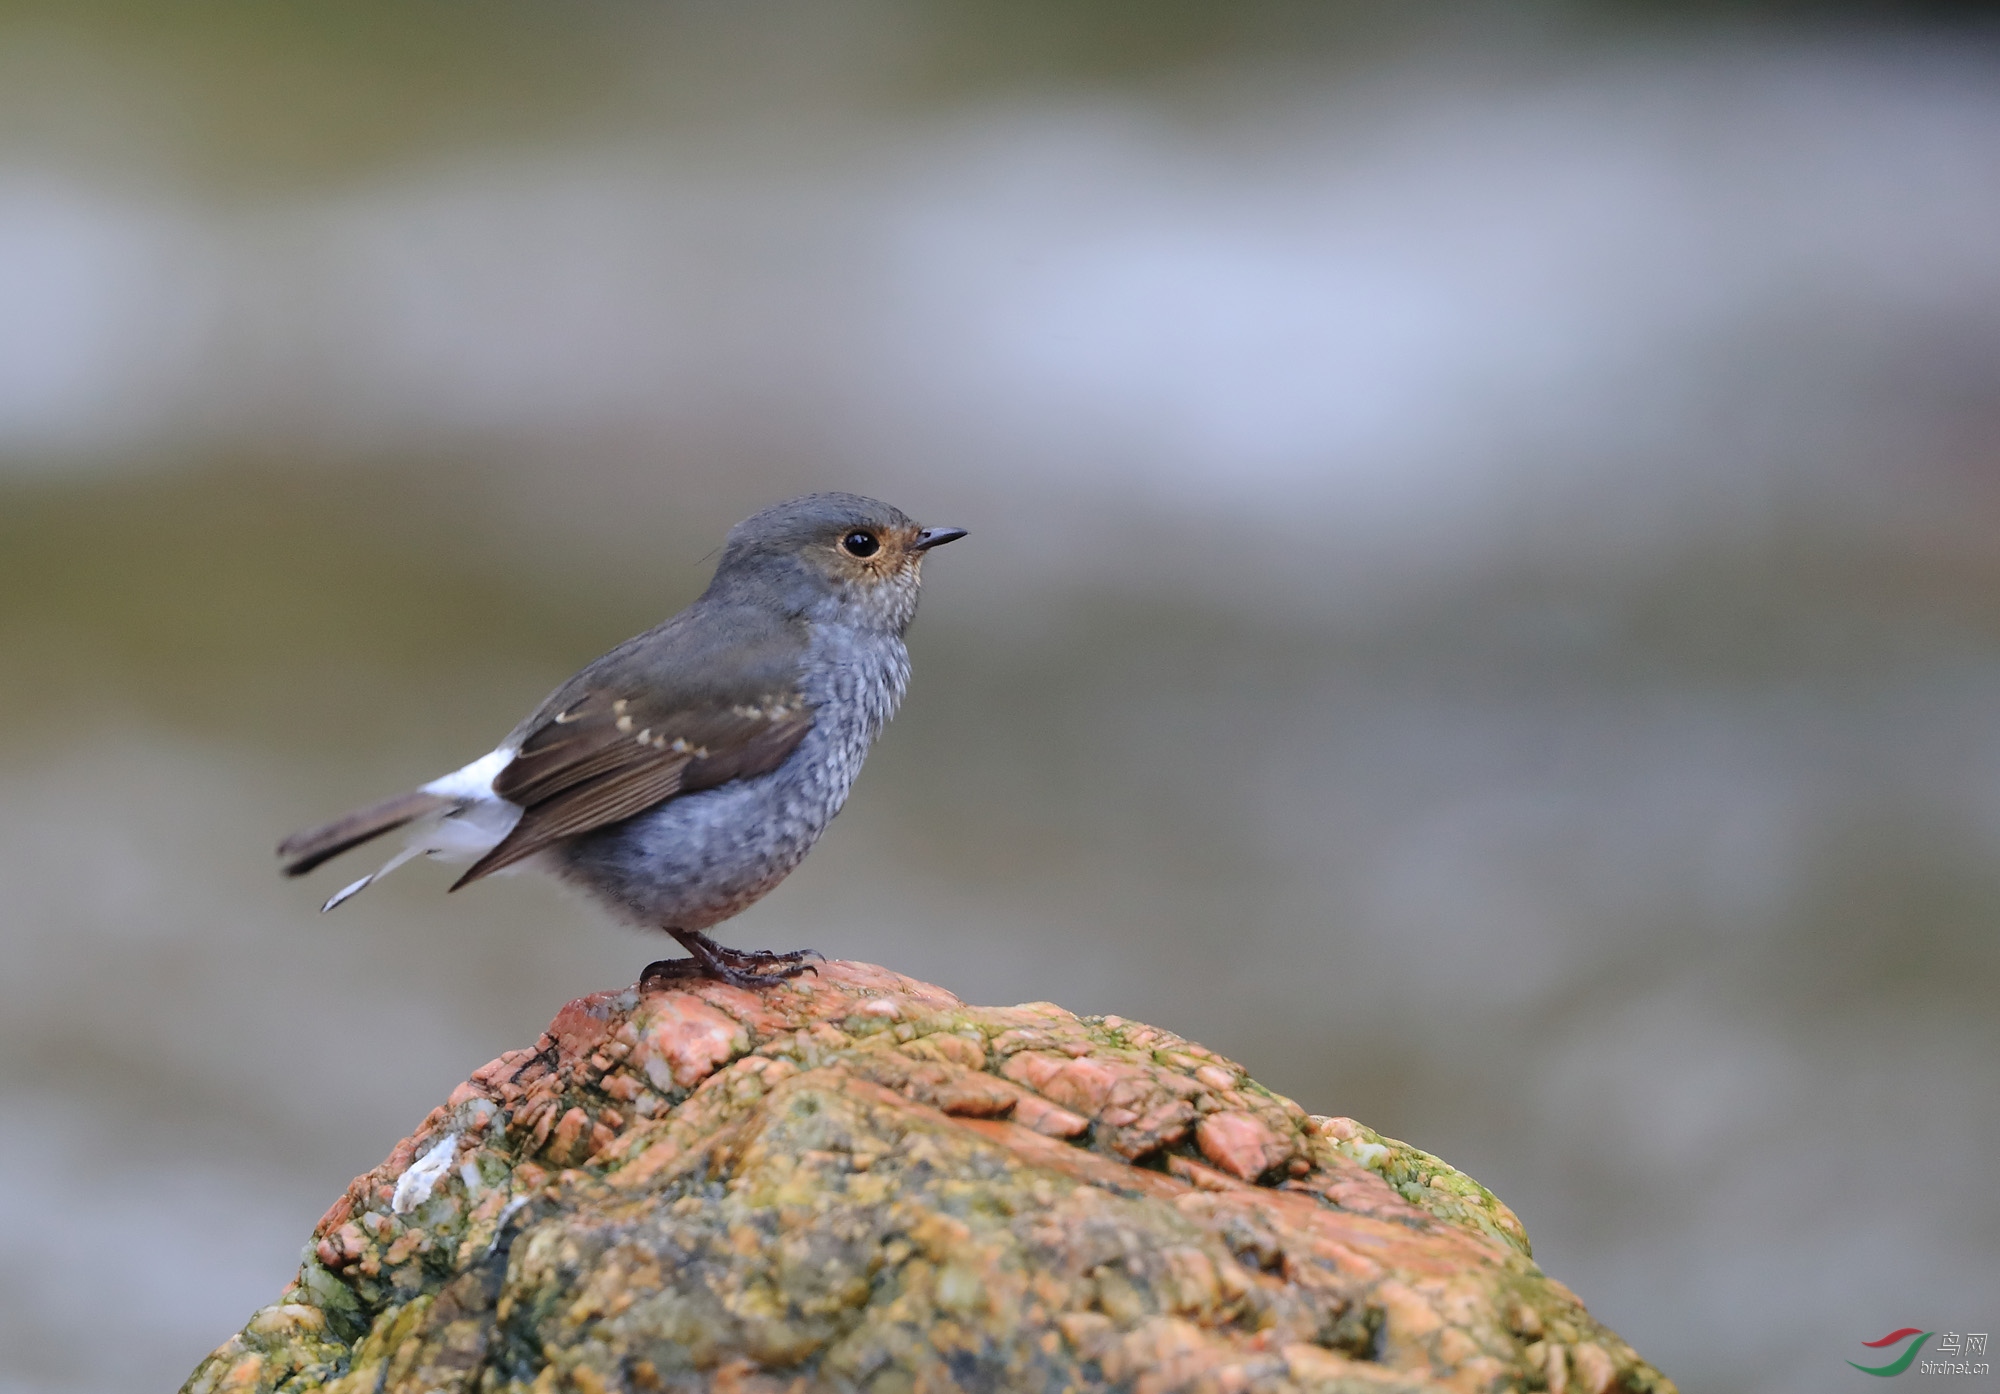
[710,942,824,971]
[648,929,821,990]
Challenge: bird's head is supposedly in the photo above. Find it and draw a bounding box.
[708,492,967,634]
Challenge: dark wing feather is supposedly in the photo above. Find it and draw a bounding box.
[452,684,814,888]
[468,759,689,876]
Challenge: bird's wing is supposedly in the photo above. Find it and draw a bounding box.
[453,685,814,887]
[452,608,816,888]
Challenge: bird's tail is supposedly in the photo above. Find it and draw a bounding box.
[279,751,523,911]
[277,789,454,878]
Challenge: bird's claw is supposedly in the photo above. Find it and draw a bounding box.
[637,956,704,987]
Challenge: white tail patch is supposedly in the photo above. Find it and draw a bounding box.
[421,747,516,802]
[320,748,524,911]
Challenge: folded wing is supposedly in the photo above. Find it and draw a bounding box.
[452,685,814,888]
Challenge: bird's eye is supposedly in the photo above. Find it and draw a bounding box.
[841,530,880,558]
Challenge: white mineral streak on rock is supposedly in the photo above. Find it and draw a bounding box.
[392,1133,459,1215]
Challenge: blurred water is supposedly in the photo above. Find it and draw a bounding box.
[1,9,1998,1394]
[12,39,2000,576]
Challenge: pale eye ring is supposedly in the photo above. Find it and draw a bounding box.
[841,530,880,558]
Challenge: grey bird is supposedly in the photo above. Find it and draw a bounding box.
[276,492,966,988]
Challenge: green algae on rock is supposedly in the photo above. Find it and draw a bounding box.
[182,961,1674,1394]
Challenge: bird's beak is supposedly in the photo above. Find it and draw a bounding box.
[912,527,969,552]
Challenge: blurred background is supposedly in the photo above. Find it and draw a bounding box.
[2,2,1998,1391]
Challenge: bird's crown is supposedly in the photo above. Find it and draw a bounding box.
[720,492,917,565]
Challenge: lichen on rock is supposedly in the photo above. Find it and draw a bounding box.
[183,961,1674,1394]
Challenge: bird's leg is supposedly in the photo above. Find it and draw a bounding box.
[667,929,820,988]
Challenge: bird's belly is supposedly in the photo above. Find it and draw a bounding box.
[551,737,852,932]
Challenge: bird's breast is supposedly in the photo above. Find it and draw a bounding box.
[798,625,910,742]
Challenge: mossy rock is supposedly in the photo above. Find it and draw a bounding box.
[184,961,1673,1394]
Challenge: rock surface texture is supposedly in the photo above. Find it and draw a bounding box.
[183,962,1673,1394]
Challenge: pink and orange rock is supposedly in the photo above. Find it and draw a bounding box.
[182,961,1673,1394]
